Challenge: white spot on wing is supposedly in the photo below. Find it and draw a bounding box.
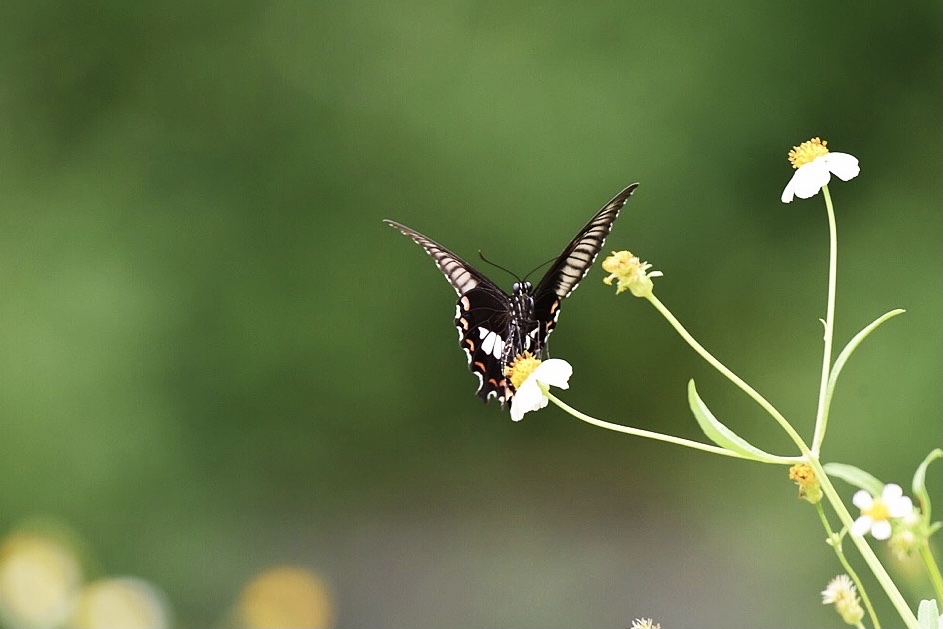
[478,327,504,360]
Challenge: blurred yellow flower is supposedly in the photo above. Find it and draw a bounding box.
[237,566,334,629]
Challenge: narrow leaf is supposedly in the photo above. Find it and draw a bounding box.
[687,380,786,464]
[912,448,943,523]
[823,462,884,496]
[826,309,905,404]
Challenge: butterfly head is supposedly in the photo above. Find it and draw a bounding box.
[511,280,532,295]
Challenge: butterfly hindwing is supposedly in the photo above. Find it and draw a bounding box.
[455,287,514,402]
[383,219,513,402]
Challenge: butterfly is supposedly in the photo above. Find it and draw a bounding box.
[384,183,638,405]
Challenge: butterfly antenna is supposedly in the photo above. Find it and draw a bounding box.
[522,256,557,283]
[477,250,522,283]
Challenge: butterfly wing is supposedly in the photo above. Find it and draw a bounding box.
[384,220,514,403]
[383,220,491,296]
[531,183,638,348]
[456,287,515,403]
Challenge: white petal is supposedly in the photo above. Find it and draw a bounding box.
[889,496,914,519]
[881,483,903,502]
[823,152,860,181]
[852,489,873,510]
[532,359,573,390]
[793,161,831,199]
[851,515,873,536]
[780,174,800,203]
[509,379,547,421]
[871,520,892,540]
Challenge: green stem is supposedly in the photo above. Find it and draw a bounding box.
[919,543,943,605]
[543,391,795,461]
[815,502,880,628]
[811,184,838,455]
[645,293,811,456]
[808,458,918,627]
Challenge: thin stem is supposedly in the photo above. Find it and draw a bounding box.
[544,391,797,461]
[815,502,880,628]
[812,184,839,455]
[645,293,811,456]
[919,543,943,605]
[808,457,918,627]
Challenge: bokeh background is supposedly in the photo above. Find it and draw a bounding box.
[1,1,940,627]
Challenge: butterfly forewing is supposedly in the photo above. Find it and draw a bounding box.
[534,183,638,301]
[532,183,638,345]
[382,220,490,296]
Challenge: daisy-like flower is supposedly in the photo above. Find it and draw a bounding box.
[851,483,914,540]
[504,352,572,422]
[821,574,864,626]
[630,619,661,629]
[601,250,662,297]
[780,137,860,203]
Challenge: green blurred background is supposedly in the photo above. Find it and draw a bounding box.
[1,1,940,627]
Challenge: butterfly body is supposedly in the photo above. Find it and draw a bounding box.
[385,183,638,405]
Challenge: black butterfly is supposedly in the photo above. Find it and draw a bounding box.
[384,183,638,405]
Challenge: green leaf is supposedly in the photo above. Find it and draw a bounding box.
[916,599,941,629]
[823,462,884,496]
[913,448,943,523]
[826,309,905,407]
[687,380,787,464]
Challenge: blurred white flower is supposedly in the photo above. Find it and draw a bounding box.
[72,577,170,629]
[821,574,864,625]
[0,531,82,629]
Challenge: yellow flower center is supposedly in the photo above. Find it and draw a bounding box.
[601,250,635,275]
[504,352,541,390]
[787,137,830,169]
[863,499,890,522]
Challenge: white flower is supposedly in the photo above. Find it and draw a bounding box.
[780,137,860,203]
[851,483,914,540]
[506,356,572,422]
